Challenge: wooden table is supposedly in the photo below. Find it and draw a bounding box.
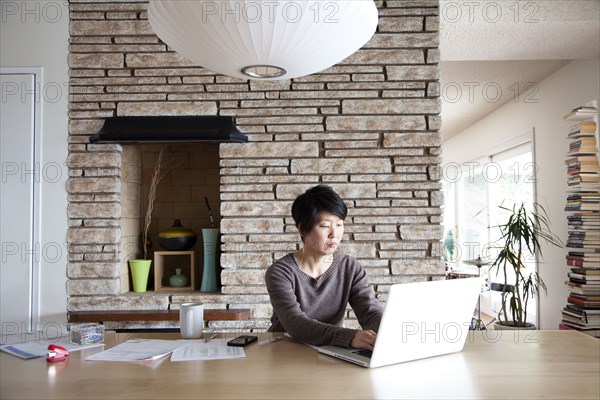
[1,331,599,399]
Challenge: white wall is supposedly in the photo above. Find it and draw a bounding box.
[443,59,600,329]
[1,1,69,330]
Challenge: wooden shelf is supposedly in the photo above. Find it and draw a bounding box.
[68,309,250,323]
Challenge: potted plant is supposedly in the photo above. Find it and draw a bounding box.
[489,202,562,329]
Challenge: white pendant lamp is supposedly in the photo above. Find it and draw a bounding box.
[148,0,379,80]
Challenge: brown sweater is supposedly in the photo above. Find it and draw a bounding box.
[265,252,383,348]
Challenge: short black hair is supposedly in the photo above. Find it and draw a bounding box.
[291,185,347,242]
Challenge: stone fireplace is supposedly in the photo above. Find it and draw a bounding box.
[67,0,443,331]
[119,143,222,293]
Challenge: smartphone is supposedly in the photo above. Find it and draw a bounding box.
[227,335,258,347]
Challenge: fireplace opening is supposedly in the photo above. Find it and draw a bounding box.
[119,143,221,294]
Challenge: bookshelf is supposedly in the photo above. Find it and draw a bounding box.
[560,102,600,338]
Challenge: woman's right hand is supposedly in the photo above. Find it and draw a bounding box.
[350,330,377,350]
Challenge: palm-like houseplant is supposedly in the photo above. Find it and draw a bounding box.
[490,202,563,329]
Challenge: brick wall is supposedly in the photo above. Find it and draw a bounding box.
[67,0,443,331]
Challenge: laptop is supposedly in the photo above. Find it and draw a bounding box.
[316,277,483,368]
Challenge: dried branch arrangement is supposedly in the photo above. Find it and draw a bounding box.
[141,147,182,259]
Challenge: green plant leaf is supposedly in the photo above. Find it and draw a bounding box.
[488,202,563,326]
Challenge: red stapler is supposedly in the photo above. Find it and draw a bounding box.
[46,344,69,362]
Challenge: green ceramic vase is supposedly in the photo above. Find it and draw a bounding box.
[169,268,188,287]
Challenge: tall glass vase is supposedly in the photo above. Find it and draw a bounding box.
[201,228,219,292]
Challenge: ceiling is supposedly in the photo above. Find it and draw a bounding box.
[439,0,600,140]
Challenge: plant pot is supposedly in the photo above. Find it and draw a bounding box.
[494,321,537,330]
[129,259,152,293]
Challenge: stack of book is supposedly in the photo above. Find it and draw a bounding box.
[564,106,599,120]
[560,105,600,338]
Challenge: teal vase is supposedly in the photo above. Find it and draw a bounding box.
[201,228,219,292]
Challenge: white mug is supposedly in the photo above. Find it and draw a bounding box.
[179,302,204,339]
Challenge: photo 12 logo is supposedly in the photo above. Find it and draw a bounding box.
[200,1,340,24]
[401,321,468,344]
[1,1,67,24]
[1,241,66,264]
[1,321,68,344]
[439,160,538,185]
[441,81,539,105]
[1,80,69,104]
[440,1,542,24]
[1,161,65,184]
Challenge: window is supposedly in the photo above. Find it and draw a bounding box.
[443,135,537,323]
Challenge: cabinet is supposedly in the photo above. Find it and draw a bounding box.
[0,70,41,332]
[560,102,600,338]
[153,251,195,292]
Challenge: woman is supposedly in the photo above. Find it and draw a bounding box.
[265,185,383,350]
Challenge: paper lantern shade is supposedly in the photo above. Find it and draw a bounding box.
[148,0,379,80]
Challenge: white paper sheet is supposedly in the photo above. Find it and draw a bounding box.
[85,339,185,362]
[170,340,245,361]
[0,335,104,360]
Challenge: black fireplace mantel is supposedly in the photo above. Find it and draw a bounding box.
[89,116,248,144]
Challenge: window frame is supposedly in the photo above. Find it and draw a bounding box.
[443,128,539,324]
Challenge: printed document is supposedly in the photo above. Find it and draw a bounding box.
[86,339,185,362]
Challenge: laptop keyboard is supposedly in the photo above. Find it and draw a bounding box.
[353,349,373,358]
